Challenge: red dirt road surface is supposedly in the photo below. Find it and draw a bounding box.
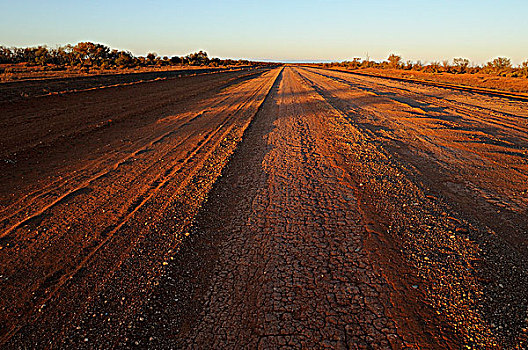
[1,66,527,349]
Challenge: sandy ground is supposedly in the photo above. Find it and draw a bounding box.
[1,66,527,348]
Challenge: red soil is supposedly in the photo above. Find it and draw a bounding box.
[1,66,527,348]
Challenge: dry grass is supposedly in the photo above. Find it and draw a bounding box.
[350,68,528,94]
[0,63,230,82]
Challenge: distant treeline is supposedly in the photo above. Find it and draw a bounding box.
[0,42,272,69]
[317,54,528,78]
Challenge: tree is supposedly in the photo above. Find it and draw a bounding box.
[34,46,50,65]
[71,42,110,67]
[0,46,12,63]
[490,57,511,70]
[115,51,134,67]
[146,52,158,65]
[0,46,13,63]
[210,57,220,67]
[54,45,76,66]
[170,56,182,65]
[186,51,209,65]
[387,54,402,68]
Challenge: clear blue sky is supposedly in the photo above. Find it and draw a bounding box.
[1,0,527,64]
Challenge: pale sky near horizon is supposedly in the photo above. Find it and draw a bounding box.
[1,0,527,64]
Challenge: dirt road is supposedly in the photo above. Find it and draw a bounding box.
[1,66,527,348]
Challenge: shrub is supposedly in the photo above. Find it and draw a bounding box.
[452,58,470,74]
[387,54,402,68]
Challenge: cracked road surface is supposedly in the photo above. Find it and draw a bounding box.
[1,66,528,348]
[144,67,451,349]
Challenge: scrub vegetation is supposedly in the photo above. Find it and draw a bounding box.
[0,42,272,81]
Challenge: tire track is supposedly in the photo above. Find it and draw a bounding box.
[298,67,528,224]
[0,69,268,222]
[307,67,528,140]
[0,67,282,347]
[294,66,528,348]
